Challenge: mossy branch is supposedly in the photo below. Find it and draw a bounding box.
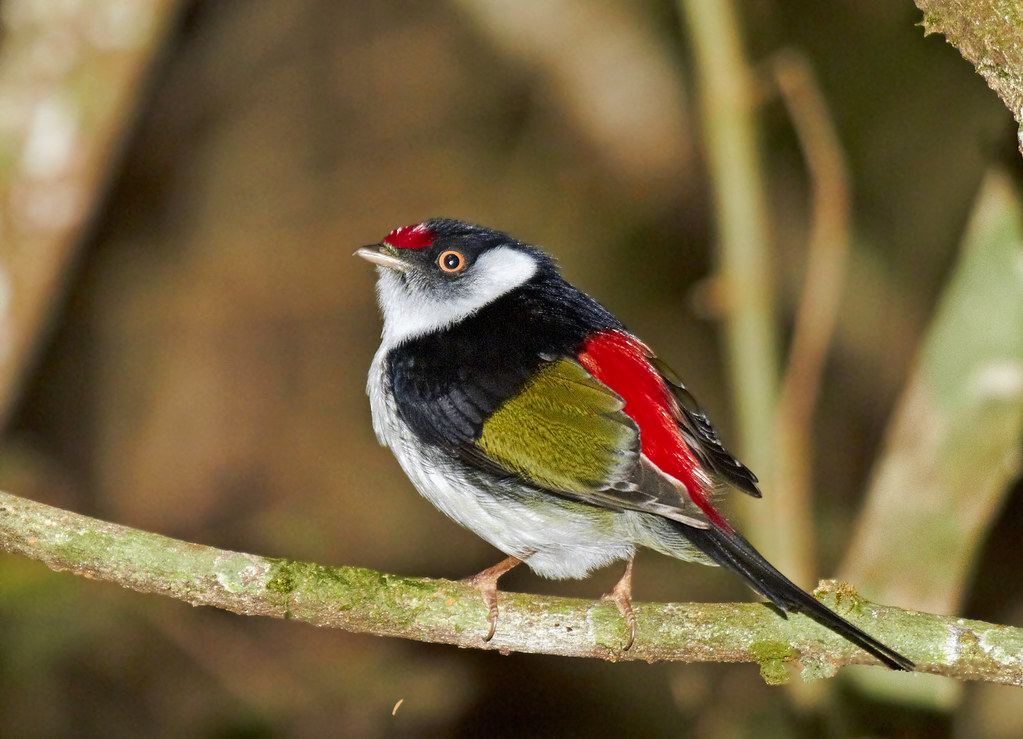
[2,491,1021,686]
[915,0,1023,152]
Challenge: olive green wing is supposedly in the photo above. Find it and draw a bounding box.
[472,358,710,528]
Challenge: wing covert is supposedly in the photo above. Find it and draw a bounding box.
[476,359,637,493]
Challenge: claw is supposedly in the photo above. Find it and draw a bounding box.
[461,555,521,642]
[603,557,636,650]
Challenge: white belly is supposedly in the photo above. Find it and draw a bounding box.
[367,348,635,579]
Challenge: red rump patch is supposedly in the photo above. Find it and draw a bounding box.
[578,330,731,532]
[385,223,434,250]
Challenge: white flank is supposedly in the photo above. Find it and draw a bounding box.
[375,245,537,347]
[366,344,637,579]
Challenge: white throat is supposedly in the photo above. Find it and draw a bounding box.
[375,245,537,347]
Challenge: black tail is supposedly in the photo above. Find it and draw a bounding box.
[683,524,914,671]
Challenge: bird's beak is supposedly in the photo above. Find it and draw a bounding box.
[354,244,412,272]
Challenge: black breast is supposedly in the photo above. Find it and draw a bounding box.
[386,274,621,451]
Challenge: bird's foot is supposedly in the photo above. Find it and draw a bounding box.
[461,555,521,642]
[602,557,636,650]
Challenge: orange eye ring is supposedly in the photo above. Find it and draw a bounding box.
[438,250,466,273]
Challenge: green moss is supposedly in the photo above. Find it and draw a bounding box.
[545,601,577,617]
[749,640,797,685]
[799,658,839,683]
[588,602,632,651]
[921,12,942,33]
[265,560,298,596]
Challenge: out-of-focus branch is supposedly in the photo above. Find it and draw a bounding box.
[3,489,1023,686]
[842,170,1023,612]
[914,0,1023,155]
[840,171,1023,701]
[678,0,780,549]
[767,52,853,589]
[449,0,691,186]
[0,0,183,427]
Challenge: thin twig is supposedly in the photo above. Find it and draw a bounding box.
[767,51,853,588]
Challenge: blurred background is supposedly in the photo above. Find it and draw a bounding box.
[1,0,1021,736]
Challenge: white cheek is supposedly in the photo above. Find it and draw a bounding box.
[377,246,537,347]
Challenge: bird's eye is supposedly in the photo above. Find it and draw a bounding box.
[438,250,466,273]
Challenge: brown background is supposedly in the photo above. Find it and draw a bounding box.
[1,1,1020,736]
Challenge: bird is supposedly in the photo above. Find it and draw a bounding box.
[357,217,913,671]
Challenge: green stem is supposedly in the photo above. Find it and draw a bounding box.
[679,0,782,553]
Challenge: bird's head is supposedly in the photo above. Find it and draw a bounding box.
[357,219,552,346]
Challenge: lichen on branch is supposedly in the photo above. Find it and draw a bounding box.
[2,490,1022,685]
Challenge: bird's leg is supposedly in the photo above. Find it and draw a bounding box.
[461,555,522,642]
[603,557,636,650]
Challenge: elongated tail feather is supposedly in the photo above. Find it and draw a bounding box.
[681,524,914,671]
